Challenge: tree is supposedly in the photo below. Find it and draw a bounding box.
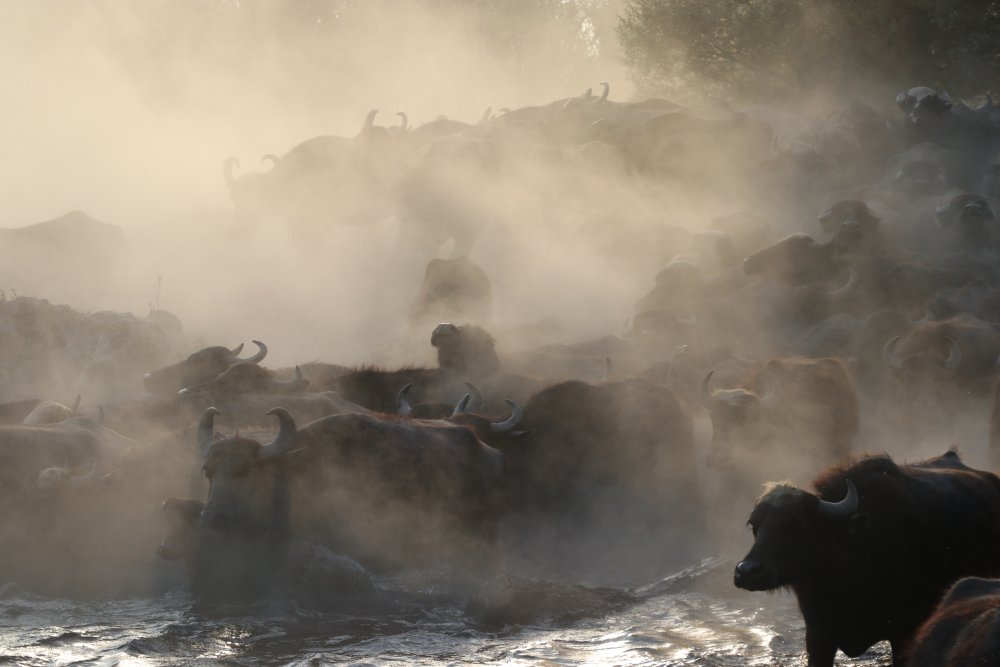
[618,0,1000,104]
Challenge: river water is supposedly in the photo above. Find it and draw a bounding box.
[0,559,892,666]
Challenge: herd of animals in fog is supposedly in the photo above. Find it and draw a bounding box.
[9,82,1000,666]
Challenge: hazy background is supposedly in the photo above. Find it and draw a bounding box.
[0,0,628,227]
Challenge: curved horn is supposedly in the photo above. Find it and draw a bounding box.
[700,370,715,407]
[827,267,856,298]
[230,342,245,357]
[396,383,414,417]
[235,340,267,364]
[364,109,378,129]
[71,394,81,414]
[882,336,905,371]
[943,337,962,370]
[600,81,610,100]
[97,405,105,426]
[261,154,281,169]
[491,399,524,433]
[68,463,99,490]
[198,407,221,460]
[260,407,296,460]
[272,365,308,392]
[479,106,493,124]
[395,112,408,130]
[464,382,484,410]
[817,479,859,518]
[451,394,471,418]
[223,157,239,190]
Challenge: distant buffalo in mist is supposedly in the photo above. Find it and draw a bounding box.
[408,257,493,330]
[142,340,267,394]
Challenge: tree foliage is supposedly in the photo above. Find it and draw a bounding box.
[618,0,1000,103]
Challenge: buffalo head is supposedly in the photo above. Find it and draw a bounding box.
[143,341,267,393]
[735,479,858,591]
[197,406,295,534]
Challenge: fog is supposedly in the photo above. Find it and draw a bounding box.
[0,1,642,370]
[1,7,999,662]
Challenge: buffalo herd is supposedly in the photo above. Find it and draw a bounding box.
[7,83,1000,664]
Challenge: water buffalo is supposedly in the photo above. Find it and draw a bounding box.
[935,193,1000,250]
[816,200,880,238]
[157,494,375,605]
[930,278,1000,322]
[178,363,308,396]
[897,87,999,185]
[143,340,267,393]
[198,406,504,574]
[908,576,1000,666]
[881,316,1000,423]
[22,396,79,425]
[735,450,1000,667]
[331,366,443,414]
[487,378,700,581]
[408,258,493,329]
[742,234,844,286]
[432,322,503,379]
[396,381,486,419]
[0,424,100,503]
[702,357,858,481]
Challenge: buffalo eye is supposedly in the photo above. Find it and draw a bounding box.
[202,466,212,481]
[748,520,759,537]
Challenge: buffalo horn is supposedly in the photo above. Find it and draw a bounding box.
[364,109,377,129]
[233,340,268,364]
[491,400,524,433]
[198,407,221,459]
[68,463,99,490]
[396,383,414,417]
[260,407,296,460]
[464,382,485,410]
[827,267,856,297]
[943,337,962,370]
[700,370,715,407]
[817,479,859,518]
[261,154,281,169]
[71,394,81,414]
[479,106,492,124]
[223,157,239,190]
[882,336,905,371]
[395,112,408,130]
[451,394,471,418]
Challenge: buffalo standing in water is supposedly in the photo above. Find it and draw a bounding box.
[735,450,1000,667]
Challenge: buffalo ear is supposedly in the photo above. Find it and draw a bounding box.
[849,512,869,537]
